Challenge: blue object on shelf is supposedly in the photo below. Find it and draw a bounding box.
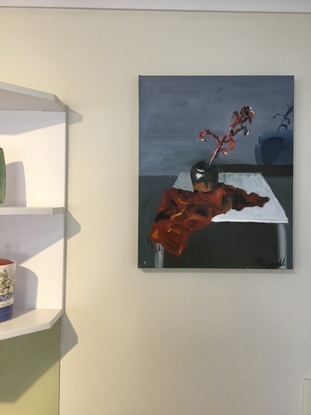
[0,303,13,322]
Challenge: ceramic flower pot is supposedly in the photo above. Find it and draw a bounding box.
[0,148,6,204]
[190,161,219,192]
[0,259,16,322]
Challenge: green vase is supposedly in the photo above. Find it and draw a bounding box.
[0,148,6,204]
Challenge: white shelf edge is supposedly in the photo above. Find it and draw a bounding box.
[0,81,66,112]
[0,308,63,340]
[0,206,64,215]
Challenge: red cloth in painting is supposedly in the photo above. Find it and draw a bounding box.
[148,184,270,256]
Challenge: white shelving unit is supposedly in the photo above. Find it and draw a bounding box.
[0,81,66,340]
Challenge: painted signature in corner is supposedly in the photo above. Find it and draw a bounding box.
[254,258,286,269]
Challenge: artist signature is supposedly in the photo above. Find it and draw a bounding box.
[254,258,286,269]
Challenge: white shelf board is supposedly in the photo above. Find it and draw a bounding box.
[0,81,65,112]
[0,308,63,340]
[0,206,64,215]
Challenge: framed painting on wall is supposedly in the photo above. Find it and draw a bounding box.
[138,76,294,269]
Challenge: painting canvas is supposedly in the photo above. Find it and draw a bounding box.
[138,76,294,269]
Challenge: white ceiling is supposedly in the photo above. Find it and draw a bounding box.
[0,0,310,13]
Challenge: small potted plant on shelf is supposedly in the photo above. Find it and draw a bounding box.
[0,259,16,322]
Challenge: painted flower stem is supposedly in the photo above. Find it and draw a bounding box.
[198,106,255,165]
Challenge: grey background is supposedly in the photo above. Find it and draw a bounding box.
[139,75,294,175]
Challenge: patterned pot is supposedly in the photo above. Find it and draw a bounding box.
[0,259,16,322]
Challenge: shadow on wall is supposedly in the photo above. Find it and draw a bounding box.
[60,313,79,359]
[2,162,26,207]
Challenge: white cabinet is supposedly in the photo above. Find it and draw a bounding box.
[0,82,66,340]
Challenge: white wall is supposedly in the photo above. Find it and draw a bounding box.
[1,8,311,415]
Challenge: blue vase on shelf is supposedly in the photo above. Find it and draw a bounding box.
[0,259,16,322]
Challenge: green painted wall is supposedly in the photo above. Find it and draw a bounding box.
[0,322,60,415]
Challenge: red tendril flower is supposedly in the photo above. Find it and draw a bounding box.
[198,106,254,165]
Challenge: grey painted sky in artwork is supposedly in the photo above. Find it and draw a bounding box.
[139,76,294,176]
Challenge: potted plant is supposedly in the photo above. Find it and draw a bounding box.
[191,106,254,191]
[255,104,293,165]
[0,258,16,322]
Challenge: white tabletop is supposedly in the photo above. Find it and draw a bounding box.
[173,172,288,224]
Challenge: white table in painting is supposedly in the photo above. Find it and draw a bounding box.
[155,172,288,269]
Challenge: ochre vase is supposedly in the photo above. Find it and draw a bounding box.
[190,161,219,192]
